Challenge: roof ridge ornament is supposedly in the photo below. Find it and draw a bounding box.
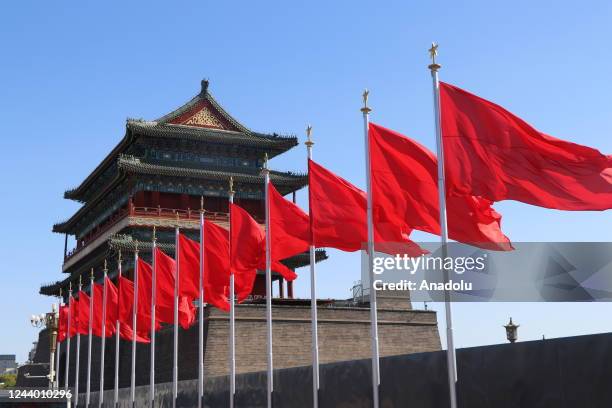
[201,79,209,95]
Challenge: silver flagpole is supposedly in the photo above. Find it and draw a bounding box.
[228,177,236,408]
[86,269,94,408]
[172,221,180,408]
[150,228,158,408]
[198,197,205,408]
[56,289,62,389]
[305,125,320,408]
[99,261,108,407]
[65,284,72,393]
[263,154,274,408]
[428,42,458,408]
[131,247,140,408]
[114,251,122,408]
[75,278,82,407]
[361,89,380,408]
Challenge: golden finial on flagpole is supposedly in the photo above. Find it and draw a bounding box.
[118,249,122,264]
[135,240,139,254]
[59,287,62,299]
[69,281,73,292]
[78,275,82,287]
[200,196,204,213]
[153,226,157,243]
[90,268,94,280]
[103,259,108,272]
[428,42,441,72]
[305,125,314,148]
[229,176,234,194]
[361,89,372,113]
[263,152,269,171]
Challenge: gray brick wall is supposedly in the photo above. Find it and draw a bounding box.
[57,298,440,392]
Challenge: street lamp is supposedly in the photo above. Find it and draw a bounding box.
[30,304,59,388]
[504,317,519,343]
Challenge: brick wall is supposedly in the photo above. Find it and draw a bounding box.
[57,296,440,393]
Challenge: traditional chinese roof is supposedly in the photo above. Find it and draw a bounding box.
[117,155,306,187]
[52,156,307,234]
[64,80,298,202]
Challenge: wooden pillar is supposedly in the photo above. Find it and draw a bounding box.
[279,277,284,299]
[128,195,134,215]
[287,279,294,299]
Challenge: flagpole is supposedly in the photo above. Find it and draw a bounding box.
[172,219,180,408]
[150,228,157,408]
[305,125,320,408]
[75,278,82,407]
[86,269,94,408]
[198,197,205,408]
[428,42,458,408]
[361,89,380,408]
[228,177,236,408]
[99,261,108,407]
[65,284,72,393]
[114,251,122,408]
[263,154,274,408]
[131,246,139,408]
[56,288,62,389]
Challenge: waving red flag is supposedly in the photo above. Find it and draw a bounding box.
[268,182,310,260]
[117,276,150,343]
[105,278,118,330]
[308,159,425,255]
[58,305,68,342]
[136,259,161,334]
[178,234,200,300]
[92,284,103,337]
[230,203,263,301]
[154,248,196,329]
[77,291,90,336]
[92,283,114,337]
[203,220,230,311]
[69,297,78,338]
[440,82,612,211]
[369,123,512,251]
[230,203,298,301]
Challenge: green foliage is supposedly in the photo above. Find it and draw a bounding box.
[0,373,17,388]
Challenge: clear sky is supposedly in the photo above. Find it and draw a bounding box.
[0,1,610,363]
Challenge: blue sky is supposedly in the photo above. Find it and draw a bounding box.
[0,1,610,362]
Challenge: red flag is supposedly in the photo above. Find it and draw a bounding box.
[136,258,161,334]
[369,123,513,251]
[203,220,230,311]
[154,248,196,329]
[69,297,78,338]
[91,283,109,337]
[268,182,310,260]
[178,234,201,300]
[440,82,612,211]
[58,305,68,342]
[117,276,150,343]
[105,278,118,331]
[77,291,90,336]
[230,203,262,302]
[308,159,425,255]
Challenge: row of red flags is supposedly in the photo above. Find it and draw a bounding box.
[57,82,611,342]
